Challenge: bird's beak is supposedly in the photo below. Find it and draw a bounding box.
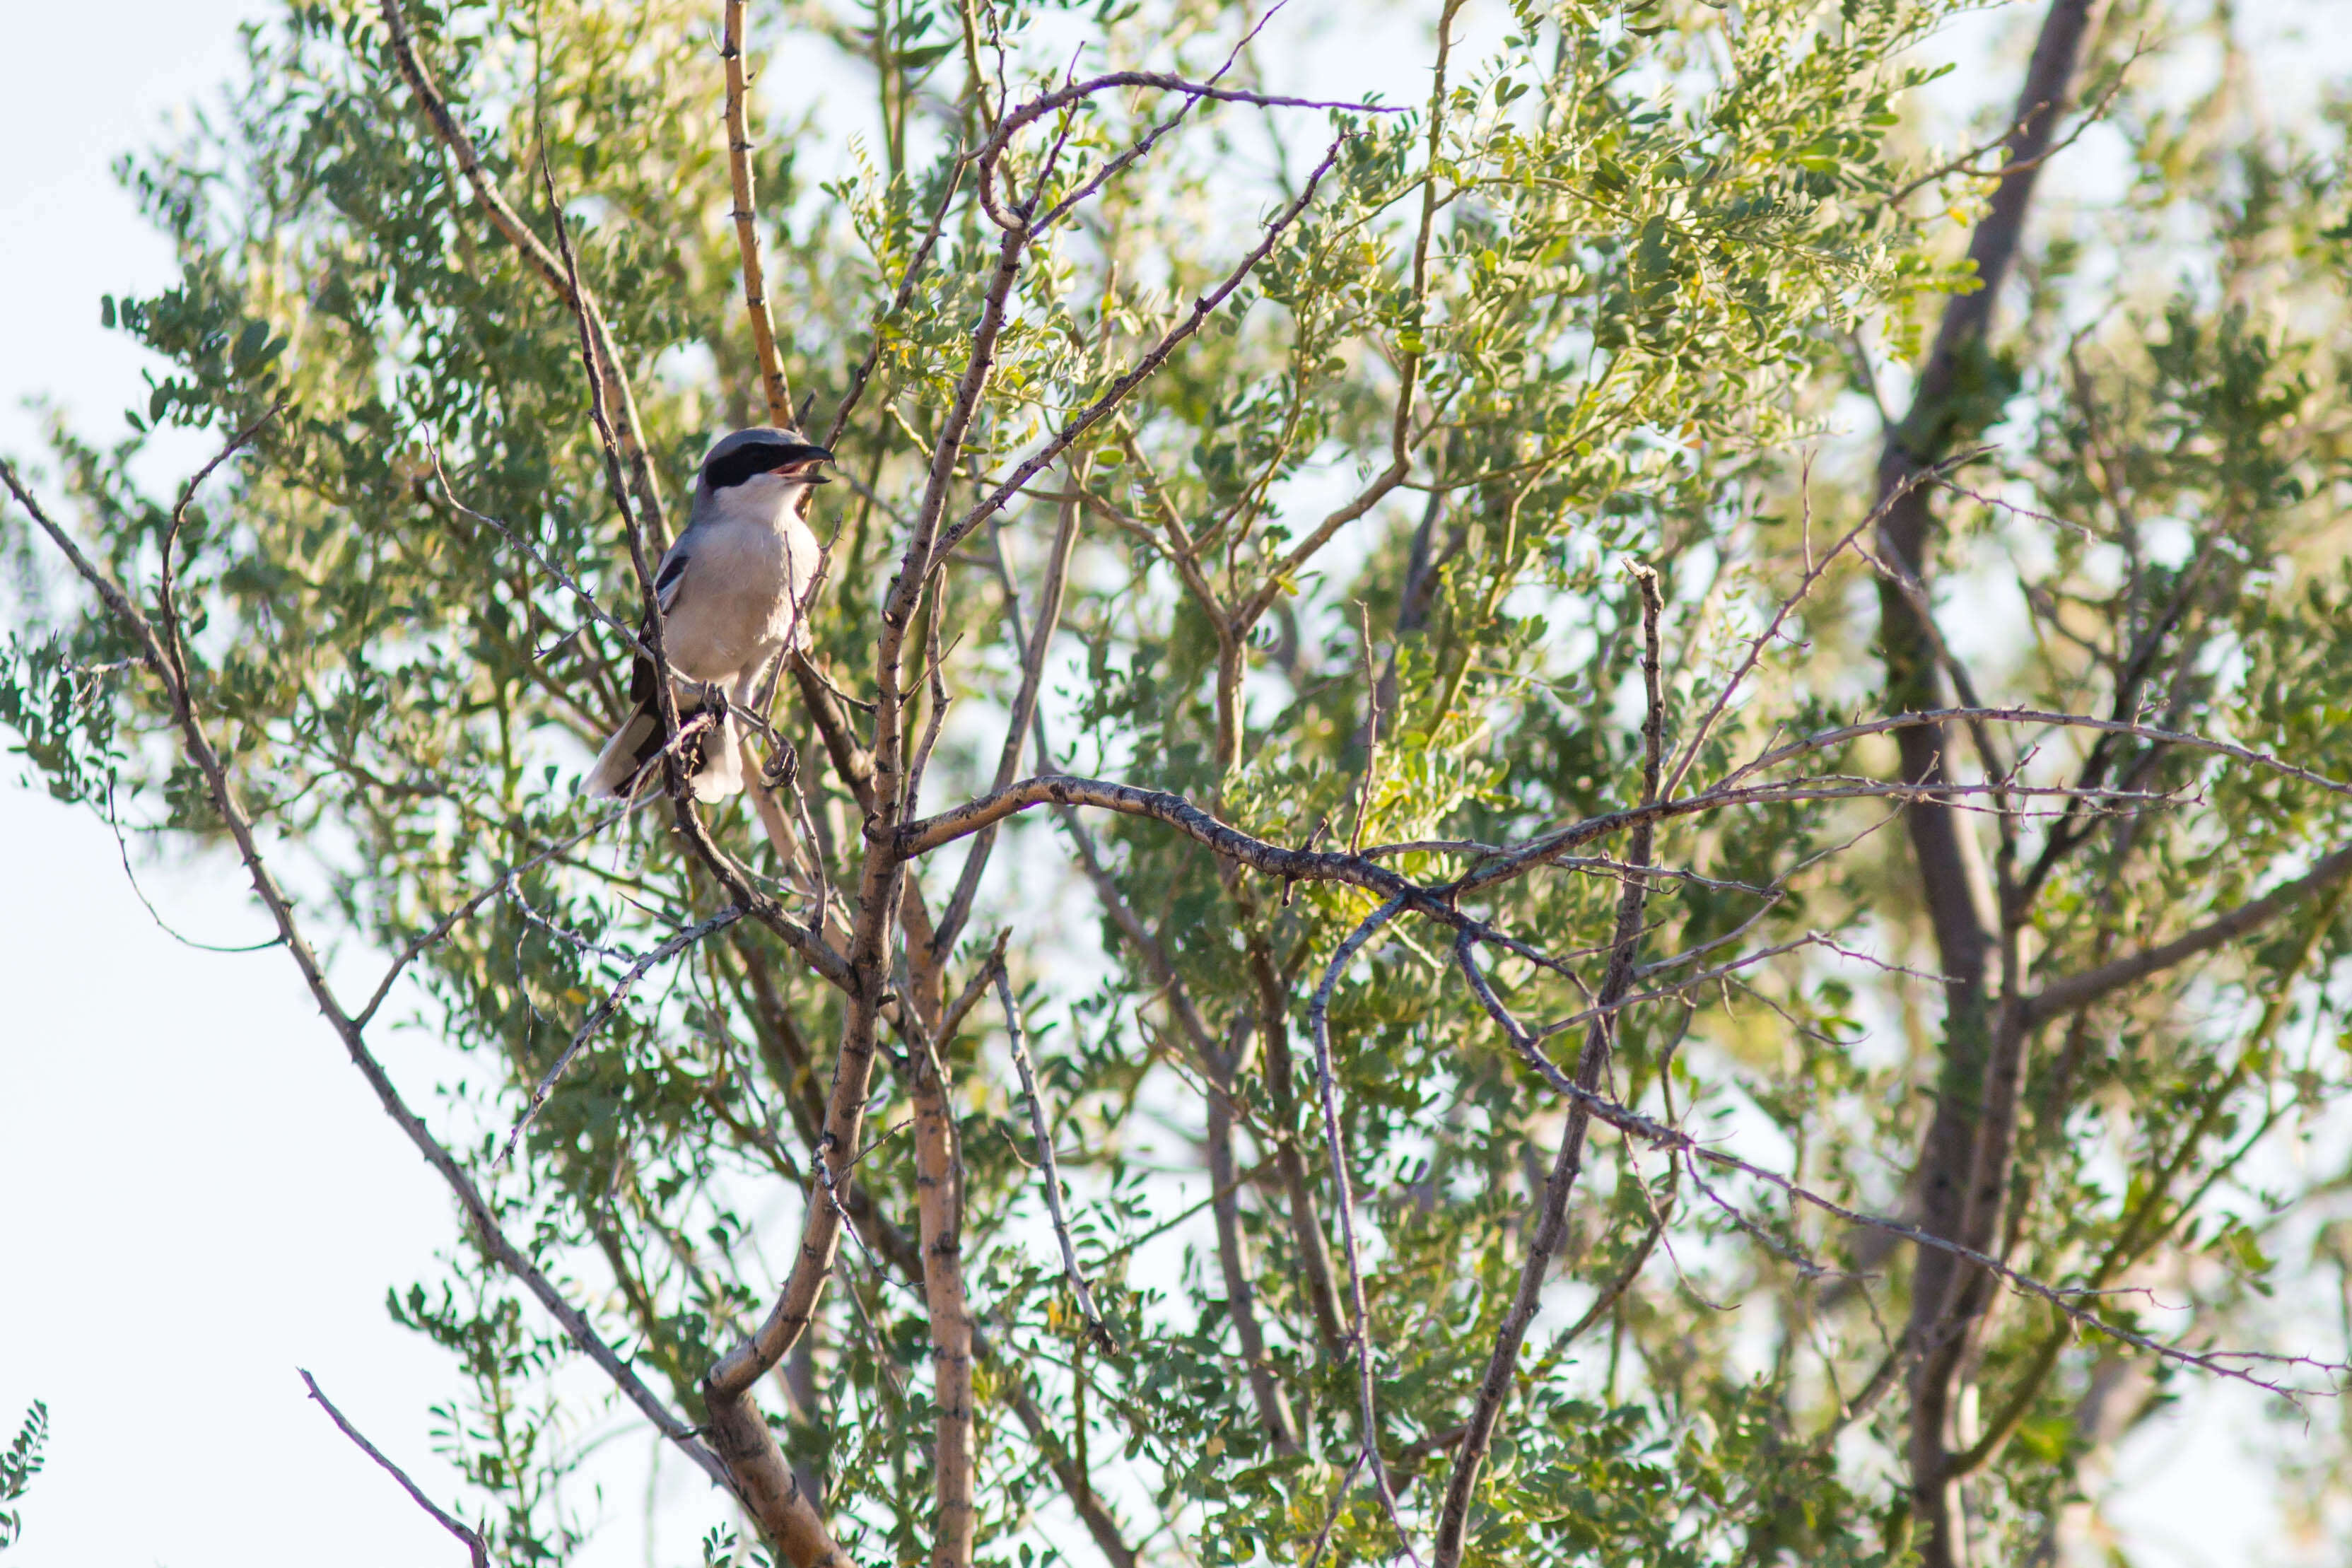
[773,445,833,485]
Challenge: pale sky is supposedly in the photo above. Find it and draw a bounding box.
[1,4,520,1564]
[0,2,2325,1565]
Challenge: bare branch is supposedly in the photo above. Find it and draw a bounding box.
[721,0,795,429]
[1306,892,1420,1560]
[1661,501,1881,799]
[997,964,1113,1349]
[300,1370,487,1568]
[1027,11,1287,235]
[2022,842,2352,1025]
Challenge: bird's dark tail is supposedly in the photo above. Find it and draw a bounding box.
[583,693,744,802]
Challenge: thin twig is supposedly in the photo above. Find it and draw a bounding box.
[1306,892,1421,1564]
[299,1369,488,1568]
[495,905,747,1167]
[997,962,1113,1350]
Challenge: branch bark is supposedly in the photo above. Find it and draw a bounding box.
[300,1370,488,1568]
[1865,5,2102,1560]
[721,0,796,430]
[1433,563,1666,1568]
[2020,843,2352,1026]
[907,1005,978,1567]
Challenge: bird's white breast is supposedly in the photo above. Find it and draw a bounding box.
[664,483,824,684]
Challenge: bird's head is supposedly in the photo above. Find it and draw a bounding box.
[695,427,834,508]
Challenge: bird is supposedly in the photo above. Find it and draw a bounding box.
[584,426,833,802]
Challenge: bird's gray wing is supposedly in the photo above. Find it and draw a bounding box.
[627,543,695,708]
[653,542,693,614]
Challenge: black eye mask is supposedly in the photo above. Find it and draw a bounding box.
[703,441,833,491]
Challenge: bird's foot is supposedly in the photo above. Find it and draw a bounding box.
[762,735,800,791]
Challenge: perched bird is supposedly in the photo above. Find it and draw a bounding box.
[585,427,833,802]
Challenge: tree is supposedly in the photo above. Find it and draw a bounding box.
[6,0,2350,1562]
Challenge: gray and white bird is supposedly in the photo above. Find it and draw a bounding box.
[584,427,833,802]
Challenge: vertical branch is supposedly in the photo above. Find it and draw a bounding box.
[537,149,850,1568]
[1434,563,1665,1568]
[1872,6,2100,1562]
[997,964,1113,1347]
[1248,927,1351,1352]
[722,0,797,429]
[905,1004,978,1567]
[1308,893,1419,1561]
[1349,603,1385,854]
[1205,1024,1301,1452]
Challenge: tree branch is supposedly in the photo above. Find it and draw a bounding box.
[2022,843,2352,1026]
[2,455,739,1507]
[722,0,795,429]
[998,964,1113,1349]
[299,1370,488,1568]
[1434,561,1665,1568]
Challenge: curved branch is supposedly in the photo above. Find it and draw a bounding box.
[2021,843,2352,1026]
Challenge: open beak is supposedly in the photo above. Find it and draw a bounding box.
[773,449,833,485]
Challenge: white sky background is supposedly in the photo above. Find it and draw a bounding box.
[1,1,2345,1564]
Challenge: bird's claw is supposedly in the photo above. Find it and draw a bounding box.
[762,735,799,790]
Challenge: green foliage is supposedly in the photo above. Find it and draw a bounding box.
[0,1400,48,1552]
[6,0,2352,1562]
